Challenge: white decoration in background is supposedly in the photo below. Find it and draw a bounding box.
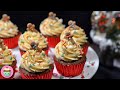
[113,59,120,68]
[90,29,120,68]
[90,30,113,51]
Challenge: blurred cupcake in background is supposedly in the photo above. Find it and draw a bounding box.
[60,20,88,55]
[18,23,48,55]
[40,12,65,48]
[0,39,17,79]
[19,42,54,79]
[0,14,21,49]
[54,33,86,77]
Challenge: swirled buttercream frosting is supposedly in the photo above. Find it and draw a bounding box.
[40,12,65,36]
[55,37,84,62]
[60,20,87,45]
[18,23,48,51]
[20,49,52,73]
[0,14,19,38]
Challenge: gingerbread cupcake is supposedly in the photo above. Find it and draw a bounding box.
[40,12,65,48]
[0,14,21,49]
[18,23,48,55]
[19,42,54,79]
[0,39,16,79]
[60,20,89,55]
[54,34,86,77]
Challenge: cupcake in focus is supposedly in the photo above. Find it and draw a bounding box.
[60,20,89,55]
[0,39,16,79]
[54,34,86,77]
[19,42,54,79]
[0,14,21,49]
[18,23,48,55]
[40,12,65,48]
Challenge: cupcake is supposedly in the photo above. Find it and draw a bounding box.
[0,39,17,79]
[60,20,89,55]
[18,23,48,55]
[0,14,21,49]
[40,12,65,48]
[54,34,86,77]
[19,42,54,79]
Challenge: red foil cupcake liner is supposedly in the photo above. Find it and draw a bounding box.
[2,32,21,49]
[45,36,60,48]
[42,46,49,56]
[82,43,89,55]
[54,58,86,77]
[0,65,17,79]
[19,49,26,56]
[45,49,49,55]
[20,66,54,79]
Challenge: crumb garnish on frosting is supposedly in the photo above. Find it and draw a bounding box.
[0,14,19,38]
[30,42,42,52]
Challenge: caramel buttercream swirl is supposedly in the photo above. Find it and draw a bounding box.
[18,23,48,51]
[40,12,65,36]
[55,38,84,62]
[0,14,19,38]
[60,20,88,45]
[20,50,51,73]
[0,39,15,66]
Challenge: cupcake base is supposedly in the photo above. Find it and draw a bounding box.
[54,56,86,77]
[2,32,21,49]
[0,60,17,79]
[82,42,89,55]
[45,36,60,48]
[19,64,54,79]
